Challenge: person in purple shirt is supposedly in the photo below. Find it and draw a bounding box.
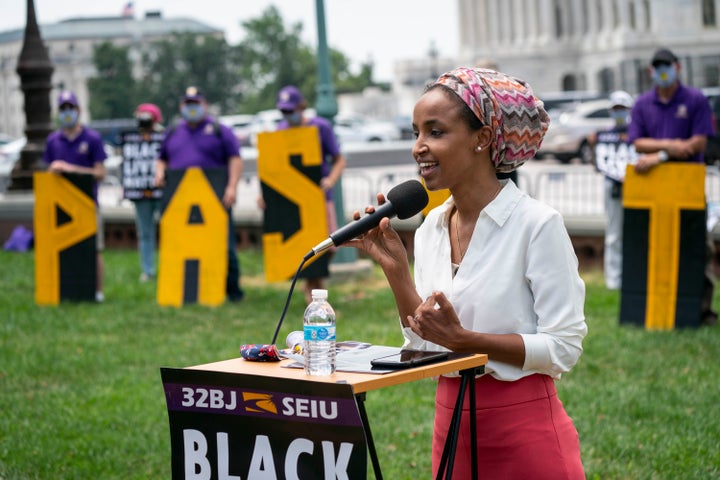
[154,86,244,302]
[627,47,717,325]
[43,90,108,302]
[263,85,346,304]
[628,48,714,169]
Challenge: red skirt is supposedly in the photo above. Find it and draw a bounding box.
[433,374,584,479]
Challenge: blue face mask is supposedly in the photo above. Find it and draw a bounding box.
[283,111,302,126]
[58,108,78,128]
[182,103,206,122]
[610,109,631,127]
[652,65,677,88]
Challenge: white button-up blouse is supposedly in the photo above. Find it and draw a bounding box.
[402,180,587,380]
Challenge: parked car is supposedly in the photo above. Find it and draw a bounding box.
[536,99,615,164]
[334,114,402,144]
[219,114,255,147]
[392,115,414,140]
[538,91,607,114]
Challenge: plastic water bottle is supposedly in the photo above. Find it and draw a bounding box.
[303,289,336,376]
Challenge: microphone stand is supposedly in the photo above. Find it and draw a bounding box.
[270,250,317,345]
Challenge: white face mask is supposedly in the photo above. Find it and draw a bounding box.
[609,109,631,126]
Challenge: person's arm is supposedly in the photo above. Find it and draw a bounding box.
[154,159,167,187]
[320,153,346,191]
[48,135,106,180]
[346,195,422,323]
[48,160,106,180]
[223,155,242,208]
[412,291,528,366]
[406,211,586,375]
[634,135,708,172]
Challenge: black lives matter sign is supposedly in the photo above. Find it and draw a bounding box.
[161,368,368,479]
[121,130,164,200]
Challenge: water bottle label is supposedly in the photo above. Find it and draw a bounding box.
[304,325,336,341]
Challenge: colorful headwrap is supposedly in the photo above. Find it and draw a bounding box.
[434,67,550,172]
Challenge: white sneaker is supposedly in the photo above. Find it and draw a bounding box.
[95,291,105,303]
[139,273,151,283]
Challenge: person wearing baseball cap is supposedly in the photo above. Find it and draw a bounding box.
[43,90,108,302]
[630,47,712,166]
[276,85,304,113]
[628,47,717,324]
[347,67,586,478]
[650,48,678,68]
[260,85,346,304]
[154,86,245,302]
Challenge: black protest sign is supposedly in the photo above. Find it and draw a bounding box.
[120,130,164,200]
[161,367,368,479]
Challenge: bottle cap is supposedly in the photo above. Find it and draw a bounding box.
[311,289,328,299]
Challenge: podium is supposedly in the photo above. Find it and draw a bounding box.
[161,353,487,479]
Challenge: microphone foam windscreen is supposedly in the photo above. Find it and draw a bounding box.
[386,180,430,219]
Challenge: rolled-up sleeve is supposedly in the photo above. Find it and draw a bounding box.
[521,213,587,378]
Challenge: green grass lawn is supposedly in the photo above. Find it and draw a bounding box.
[1,248,719,479]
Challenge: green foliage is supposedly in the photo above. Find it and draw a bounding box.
[139,33,241,121]
[2,250,718,478]
[234,6,376,112]
[87,42,138,119]
[87,7,376,120]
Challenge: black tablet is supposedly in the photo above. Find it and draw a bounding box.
[370,350,449,369]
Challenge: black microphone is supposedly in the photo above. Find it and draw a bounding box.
[307,179,429,258]
[242,179,429,360]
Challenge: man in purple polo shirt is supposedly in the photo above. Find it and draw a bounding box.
[629,48,714,169]
[628,47,717,325]
[267,85,346,304]
[154,86,244,302]
[43,90,108,302]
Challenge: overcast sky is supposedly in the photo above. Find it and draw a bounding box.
[2,0,459,82]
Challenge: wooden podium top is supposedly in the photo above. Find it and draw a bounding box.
[189,353,488,394]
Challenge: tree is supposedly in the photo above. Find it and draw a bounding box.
[234,6,315,113]
[138,33,241,122]
[88,8,375,120]
[235,6,375,113]
[87,42,137,119]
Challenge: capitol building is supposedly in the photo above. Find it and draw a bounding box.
[391,0,720,114]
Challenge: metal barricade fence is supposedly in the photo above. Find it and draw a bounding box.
[213,164,720,235]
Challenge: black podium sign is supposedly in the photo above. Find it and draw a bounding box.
[161,367,367,479]
[34,172,97,305]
